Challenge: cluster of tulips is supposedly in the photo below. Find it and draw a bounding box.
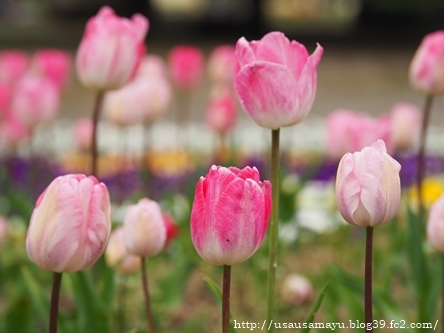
[2,2,444,332]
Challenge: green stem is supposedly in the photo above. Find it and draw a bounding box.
[266,128,280,332]
[141,257,155,333]
[49,272,63,333]
[91,91,105,178]
[222,265,231,333]
[365,227,373,332]
[417,95,433,220]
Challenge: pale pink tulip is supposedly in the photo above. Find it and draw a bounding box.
[335,140,401,227]
[0,114,30,144]
[32,49,72,91]
[136,54,167,79]
[105,227,140,274]
[76,6,149,91]
[389,103,421,152]
[73,118,93,151]
[281,274,313,306]
[124,198,166,257]
[11,74,60,128]
[26,174,111,273]
[0,50,29,83]
[234,32,323,129]
[190,165,271,266]
[409,31,444,95]
[207,45,236,84]
[205,90,237,135]
[427,194,444,252]
[168,45,204,89]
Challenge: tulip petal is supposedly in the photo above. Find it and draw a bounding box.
[190,177,206,253]
[234,61,298,129]
[235,37,256,67]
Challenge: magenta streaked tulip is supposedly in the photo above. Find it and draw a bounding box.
[409,31,444,95]
[124,198,166,257]
[427,194,444,252]
[207,45,236,84]
[32,49,72,91]
[190,165,271,266]
[0,50,29,83]
[335,140,401,227]
[205,90,237,135]
[106,227,140,274]
[75,6,149,91]
[389,102,421,152]
[234,32,323,130]
[11,74,60,128]
[168,45,204,90]
[73,118,93,151]
[26,174,112,273]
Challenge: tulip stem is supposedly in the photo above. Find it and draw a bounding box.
[91,91,105,178]
[365,226,373,332]
[222,265,231,333]
[49,272,63,333]
[141,257,155,333]
[266,128,280,332]
[417,95,433,220]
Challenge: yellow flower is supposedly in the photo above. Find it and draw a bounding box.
[409,178,444,208]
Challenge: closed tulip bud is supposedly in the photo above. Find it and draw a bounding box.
[207,45,236,84]
[124,198,166,257]
[409,31,444,95]
[0,50,29,84]
[168,45,204,90]
[234,32,323,130]
[427,193,444,252]
[105,227,140,275]
[281,274,313,307]
[75,6,149,91]
[26,174,112,273]
[73,118,93,151]
[205,89,237,135]
[389,102,421,152]
[32,49,72,92]
[335,140,401,227]
[190,165,271,266]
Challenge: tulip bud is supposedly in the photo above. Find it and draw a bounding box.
[389,102,421,152]
[0,50,29,84]
[75,6,149,91]
[427,193,444,252]
[105,227,140,275]
[124,198,166,257]
[32,49,72,92]
[205,89,237,135]
[26,174,112,273]
[409,30,444,95]
[168,45,204,90]
[281,274,313,306]
[207,45,236,85]
[335,140,401,227]
[73,118,93,152]
[190,165,271,266]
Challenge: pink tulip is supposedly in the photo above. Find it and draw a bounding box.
[205,90,237,135]
[73,118,93,151]
[0,82,12,119]
[105,227,140,274]
[0,50,29,83]
[136,54,167,79]
[234,32,323,130]
[190,165,271,266]
[26,175,112,273]
[335,140,401,227]
[0,114,30,145]
[162,212,179,249]
[11,74,60,128]
[409,31,444,95]
[75,6,149,91]
[168,45,204,89]
[281,274,313,307]
[32,49,72,91]
[124,198,166,257]
[427,193,444,252]
[207,45,236,84]
[389,102,421,152]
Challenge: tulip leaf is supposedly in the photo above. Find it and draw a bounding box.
[4,293,32,333]
[300,281,329,333]
[20,266,49,322]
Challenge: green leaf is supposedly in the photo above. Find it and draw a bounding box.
[20,266,49,323]
[301,281,329,333]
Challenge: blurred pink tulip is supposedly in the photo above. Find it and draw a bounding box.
[136,54,167,78]
[190,165,271,266]
[73,118,93,151]
[26,175,111,273]
[409,31,444,95]
[168,45,204,90]
[205,90,237,135]
[106,227,140,274]
[11,74,60,128]
[0,114,30,145]
[0,50,29,83]
[75,6,149,91]
[162,212,179,249]
[234,32,323,130]
[281,274,313,307]
[335,140,401,227]
[326,110,392,159]
[207,45,236,84]
[0,82,11,119]
[32,49,72,92]
[389,102,421,152]
[427,193,444,252]
[124,198,166,257]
